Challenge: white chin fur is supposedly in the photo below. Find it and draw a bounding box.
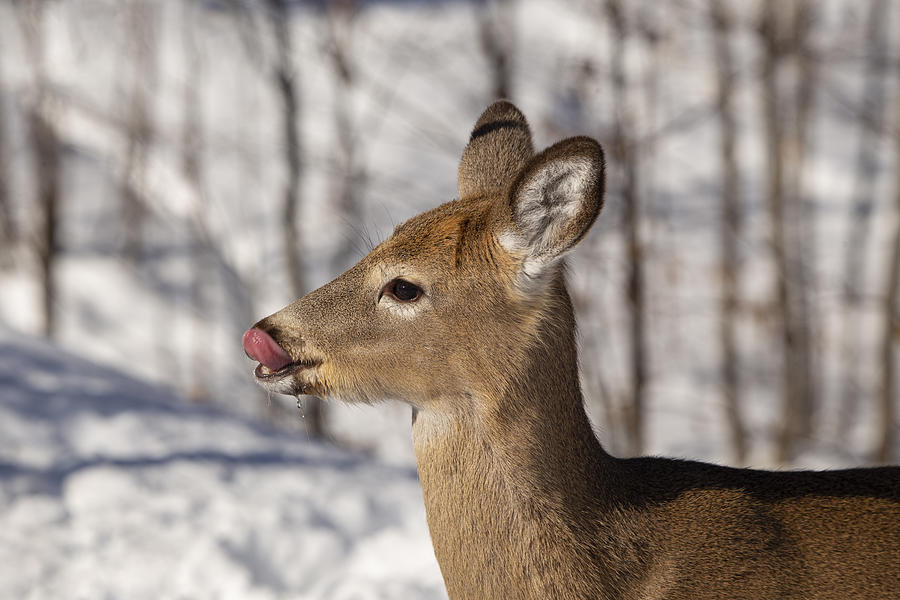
[254,371,304,396]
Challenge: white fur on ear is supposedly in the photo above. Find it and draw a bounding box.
[514,156,594,259]
[502,136,605,283]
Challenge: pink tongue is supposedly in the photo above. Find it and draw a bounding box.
[242,328,293,371]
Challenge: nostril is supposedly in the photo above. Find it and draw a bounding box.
[241,328,294,371]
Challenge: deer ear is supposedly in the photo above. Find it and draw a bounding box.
[458,101,534,200]
[501,136,605,275]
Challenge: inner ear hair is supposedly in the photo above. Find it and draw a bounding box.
[506,136,605,266]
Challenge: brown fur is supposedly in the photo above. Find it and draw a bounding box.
[251,101,900,599]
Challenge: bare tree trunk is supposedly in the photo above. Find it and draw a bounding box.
[30,105,59,338]
[760,0,808,464]
[878,162,900,463]
[477,0,514,100]
[760,3,787,462]
[19,1,59,338]
[636,7,661,244]
[710,0,747,464]
[0,67,13,256]
[839,0,889,440]
[765,0,818,462]
[876,38,900,463]
[267,0,305,300]
[268,0,323,437]
[565,55,620,450]
[787,0,818,442]
[327,0,365,274]
[180,1,211,402]
[607,0,646,456]
[120,0,158,264]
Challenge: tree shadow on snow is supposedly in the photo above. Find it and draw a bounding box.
[0,331,418,499]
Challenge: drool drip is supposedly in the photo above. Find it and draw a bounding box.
[296,395,310,442]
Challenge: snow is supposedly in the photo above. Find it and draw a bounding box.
[0,326,446,599]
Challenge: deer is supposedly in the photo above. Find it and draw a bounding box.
[242,101,900,599]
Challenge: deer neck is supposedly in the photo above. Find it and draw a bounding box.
[412,284,619,598]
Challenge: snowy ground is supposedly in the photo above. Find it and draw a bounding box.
[0,326,446,599]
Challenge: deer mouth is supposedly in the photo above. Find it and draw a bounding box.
[253,360,319,381]
[242,328,319,384]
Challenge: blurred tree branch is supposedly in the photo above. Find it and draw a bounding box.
[0,59,12,255]
[18,0,59,338]
[839,0,889,441]
[710,0,747,464]
[267,0,326,437]
[876,13,900,463]
[606,0,647,456]
[120,0,159,265]
[266,0,306,302]
[759,0,817,465]
[477,0,515,100]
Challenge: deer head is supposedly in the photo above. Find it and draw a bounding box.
[243,101,605,414]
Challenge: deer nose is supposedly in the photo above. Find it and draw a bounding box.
[241,328,294,371]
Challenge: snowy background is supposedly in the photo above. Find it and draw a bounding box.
[1,0,899,597]
[0,326,444,599]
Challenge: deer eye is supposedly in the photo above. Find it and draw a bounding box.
[387,279,422,302]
